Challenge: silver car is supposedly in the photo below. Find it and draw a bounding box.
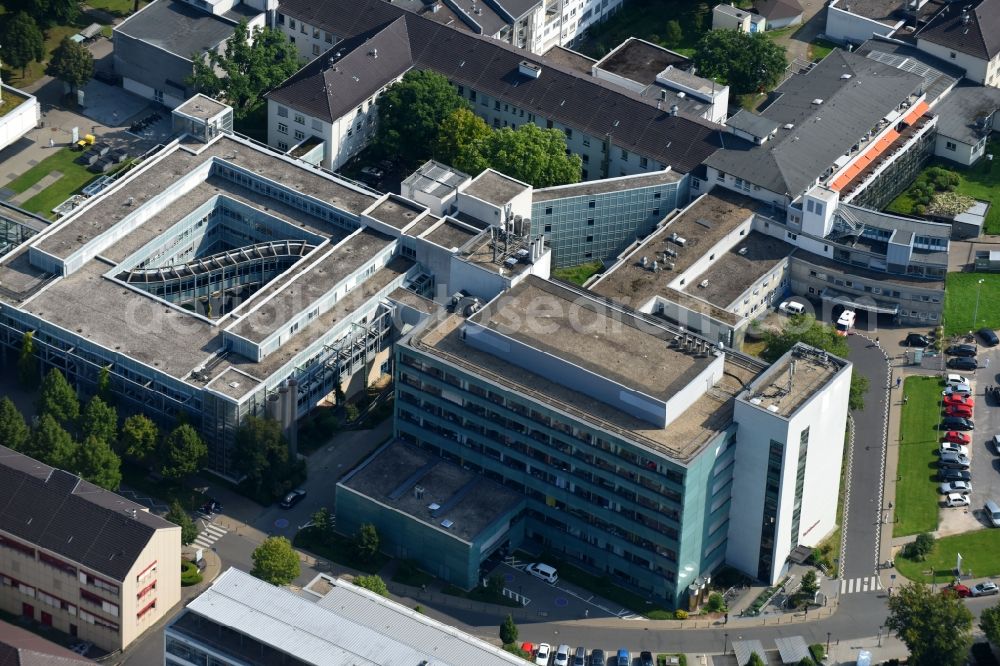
[939,480,972,495]
[972,582,1000,597]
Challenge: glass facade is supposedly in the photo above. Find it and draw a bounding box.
[757,439,784,581]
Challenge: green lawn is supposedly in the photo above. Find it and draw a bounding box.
[896,530,1000,582]
[87,0,146,18]
[944,273,1000,335]
[887,142,1000,234]
[894,376,944,537]
[552,260,604,286]
[574,0,718,59]
[808,38,837,62]
[3,148,131,219]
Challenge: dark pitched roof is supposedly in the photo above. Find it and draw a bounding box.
[272,0,730,173]
[0,446,177,582]
[854,38,963,104]
[115,0,252,58]
[0,621,94,666]
[754,0,803,20]
[269,17,412,123]
[916,0,1000,61]
[705,49,922,196]
[934,80,1000,145]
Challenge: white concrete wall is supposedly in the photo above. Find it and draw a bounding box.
[712,5,753,32]
[666,216,755,291]
[0,87,39,153]
[122,78,185,110]
[935,134,979,166]
[825,2,897,45]
[916,39,994,86]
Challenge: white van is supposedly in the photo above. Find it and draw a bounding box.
[986,500,1000,528]
[779,301,805,315]
[526,562,558,584]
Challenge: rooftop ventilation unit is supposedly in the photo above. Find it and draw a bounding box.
[519,61,542,78]
[699,279,709,288]
[783,123,794,129]
[669,233,687,247]
[414,485,425,499]
[738,247,748,255]
[441,519,454,529]
[812,98,824,105]
[840,74,852,79]
[428,502,441,511]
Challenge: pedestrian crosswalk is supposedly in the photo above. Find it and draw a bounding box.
[840,575,882,595]
[193,522,227,550]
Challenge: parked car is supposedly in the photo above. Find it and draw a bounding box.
[359,166,384,183]
[939,468,972,482]
[946,344,978,357]
[943,431,972,445]
[554,644,571,666]
[944,384,973,397]
[973,582,1000,597]
[944,493,971,508]
[279,488,307,508]
[944,395,975,409]
[985,500,1000,528]
[939,480,973,495]
[939,451,971,469]
[639,652,655,666]
[946,374,971,387]
[199,499,223,514]
[615,649,630,666]
[945,404,974,419]
[526,563,559,584]
[939,442,970,457]
[944,583,972,598]
[993,434,1000,453]
[573,647,587,666]
[535,643,551,666]
[941,417,974,431]
[589,649,606,666]
[980,328,1000,347]
[906,333,931,347]
[948,357,979,371]
[779,301,805,315]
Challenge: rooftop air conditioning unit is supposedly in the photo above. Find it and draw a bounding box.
[518,61,542,78]
[699,279,709,288]
[670,233,687,247]
[738,247,748,255]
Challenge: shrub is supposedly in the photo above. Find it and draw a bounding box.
[674,609,688,620]
[913,203,927,216]
[809,643,826,663]
[413,604,424,614]
[345,403,360,422]
[181,560,203,586]
[705,591,725,612]
[903,532,936,561]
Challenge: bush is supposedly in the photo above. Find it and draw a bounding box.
[345,403,360,422]
[181,560,203,586]
[809,643,826,663]
[705,591,725,612]
[903,532,936,561]
[674,609,688,620]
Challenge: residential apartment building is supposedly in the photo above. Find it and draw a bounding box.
[166,567,528,665]
[915,0,1000,88]
[0,446,180,653]
[382,275,851,604]
[265,0,725,175]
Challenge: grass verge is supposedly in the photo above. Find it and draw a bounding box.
[573,0,714,59]
[896,530,1000,582]
[808,38,837,62]
[4,148,133,219]
[944,273,1000,336]
[293,528,389,574]
[893,376,943,537]
[552,260,604,286]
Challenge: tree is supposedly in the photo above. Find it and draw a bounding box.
[484,124,582,188]
[120,414,158,461]
[159,424,207,480]
[6,0,78,28]
[376,69,469,166]
[31,414,77,469]
[850,374,870,411]
[693,29,788,96]
[76,435,122,490]
[1,13,45,77]
[0,397,29,452]
[436,108,492,175]
[187,20,299,120]
[234,416,289,496]
[499,613,518,645]
[761,315,849,363]
[800,569,820,597]
[747,653,766,666]
[38,368,79,425]
[903,532,936,561]
[46,37,94,93]
[80,396,118,445]
[97,365,111,400]
[18,331,37,388]
[353,574,389,596]
[164,499,199,546]
[665,20,683,48]
[886,581,973,666]
[250,536,300,585]
[982,604,1000,646]
[705,591,725,612]
[353,523,380,563]
[310,507,334,539]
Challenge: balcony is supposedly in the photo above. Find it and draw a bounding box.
[834,114,936,202]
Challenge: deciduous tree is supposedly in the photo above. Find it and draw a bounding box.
[485,123,581,188]
[886,581,972,666]
[251,536,300,585]
[120,414,159,462]
[665,20,683,48]
[353,574,388,596]
[0,397,29,452]
[187,20,299,119]
[38,368,79,425]
[18,331,37,388]
[32,414,77,469]
[1,13,45,77]
[376,69,469,167]
[165,499,199,546]
[436,108,492,175]
[761,315,849,363]
[353,523,380,563]
[160,424,207,480]
[693,29,787,96]
[46,37,94,93]
[80,396,118,445]
[76,435,122,490]
[234,416,288,495]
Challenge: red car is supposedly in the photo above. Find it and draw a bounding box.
[943,431,972,445]
[944,394,975,408]
[943,583,971,598]
[945,404,973,418]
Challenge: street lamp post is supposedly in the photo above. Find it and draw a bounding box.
[877,625,883,648]
[723,633,729,655]
[974,278,986,329]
